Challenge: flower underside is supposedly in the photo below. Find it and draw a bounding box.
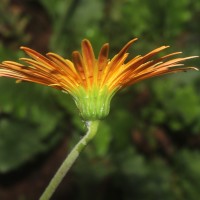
[0,38,198,120]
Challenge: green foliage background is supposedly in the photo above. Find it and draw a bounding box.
[0,0,200,199]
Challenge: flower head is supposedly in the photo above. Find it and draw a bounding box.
[0,39,198,120]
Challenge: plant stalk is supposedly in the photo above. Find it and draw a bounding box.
[39,120,100,200]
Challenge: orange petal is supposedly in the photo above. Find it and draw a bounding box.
[81,39,95,77]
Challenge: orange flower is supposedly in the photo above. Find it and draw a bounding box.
[0,39,198,120]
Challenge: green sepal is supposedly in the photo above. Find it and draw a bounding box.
[72,86,116,120]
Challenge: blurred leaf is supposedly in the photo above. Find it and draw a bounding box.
[93,121,112,157]
[151,77,200,133]
[0,117,63,173]
[0,80,65,172]
[173,150,200,200]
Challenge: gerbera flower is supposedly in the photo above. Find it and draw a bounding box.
[0,38,198,120]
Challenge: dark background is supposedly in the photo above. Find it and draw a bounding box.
[0,0,200,199]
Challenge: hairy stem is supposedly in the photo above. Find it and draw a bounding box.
[39,120,100,200]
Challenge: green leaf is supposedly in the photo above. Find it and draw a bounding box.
[93,121,112,157]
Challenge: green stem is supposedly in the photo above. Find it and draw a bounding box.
[39,120,100,200]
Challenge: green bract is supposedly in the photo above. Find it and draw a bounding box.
[73,86,116,120]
